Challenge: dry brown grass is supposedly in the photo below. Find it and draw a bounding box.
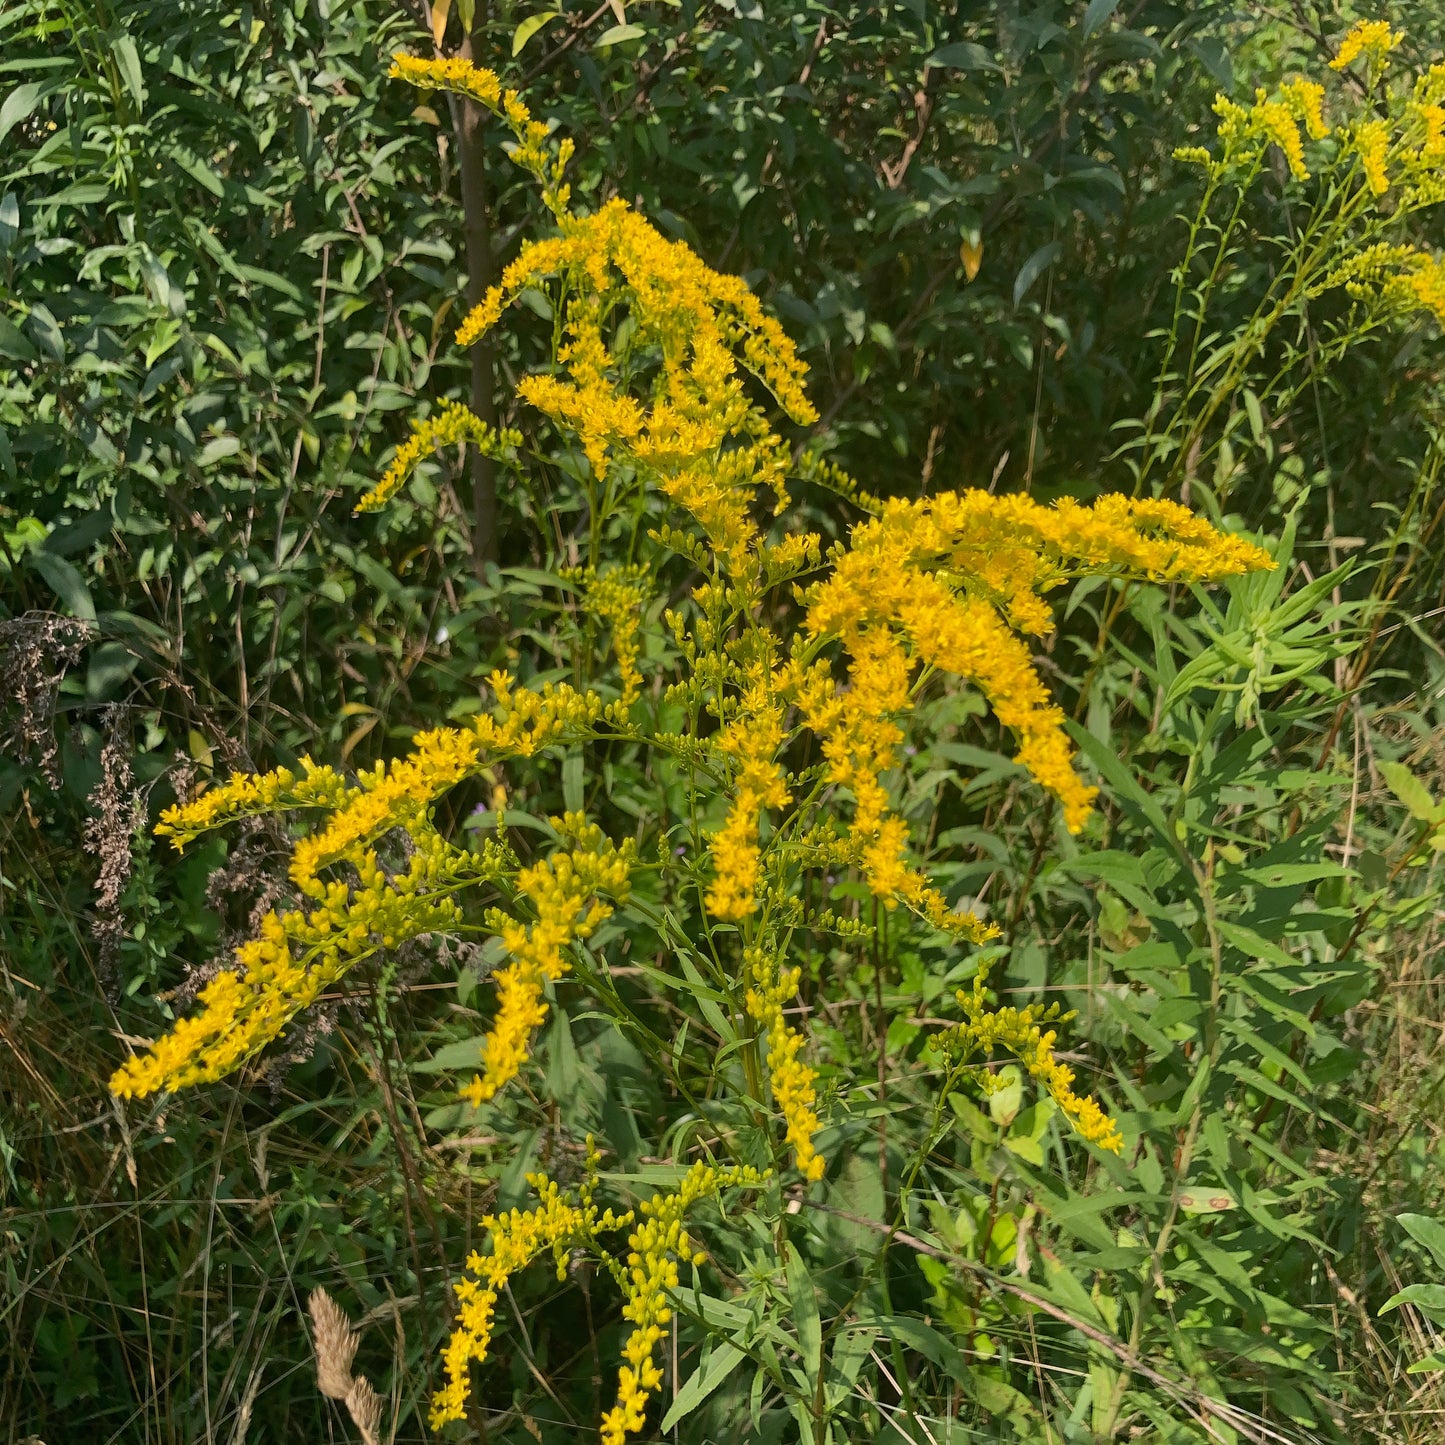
[307,1288,384,1445]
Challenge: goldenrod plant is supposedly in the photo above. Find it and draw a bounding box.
[103,49,1280,1438]
[431,1144,766,1435]
[1130,19,1445,504]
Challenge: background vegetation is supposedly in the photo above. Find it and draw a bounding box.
[4,1,1445,1442]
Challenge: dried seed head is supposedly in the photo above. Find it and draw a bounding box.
[307,1288,359,1401]
[83,705,145,987]
[0,612,90,785]
[346,1374,383,1445]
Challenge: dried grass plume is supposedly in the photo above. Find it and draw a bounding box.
[307,1288,381,1445]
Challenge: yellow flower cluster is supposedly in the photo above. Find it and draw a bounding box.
[759,528,823,587]
[481,669,619,750]
[431,1153,631,1428]
[389,53,574,214]
[156,756,349,849]
[573,565,652,704]
[601,1161,766,1444]
[790,493,1270,908]
[677,495,1263,1179]
[391,51,505,107]
[462,821,634,1107]
[355,400,522,514]
[118,673,630,1094]
[431,1151,764,1438]
[1386,250,1445,323]
[936,962,1125,1152]
[1355,117,1391,195]
[111,829,508,1097]
[744,945,824,1180]
[283,680,614,903]
[1281,78,1329,142]
[1178,29,1445,210]
[1205,90,1312,179]
[440,193,814,573]
[1255,89,1310,179]
[1419,100,1445,163]
[290,725,487,897]
[1195,77,1337,183]
[1175,43,1432,327]
[1330,18,1403,75]
[1315,241,1445,327]
[131,51,1284,1176]
[706,662,792,921]
[679,493,1269,1113]
[786,638,943,910]
[449,197,815,418]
